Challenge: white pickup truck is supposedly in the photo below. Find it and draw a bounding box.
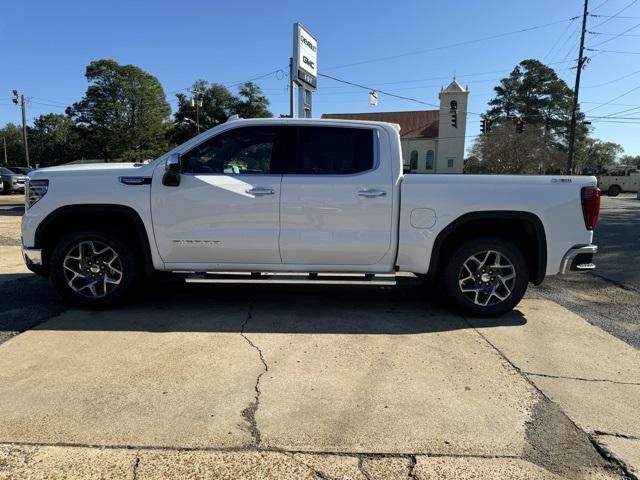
[21,118,600,316]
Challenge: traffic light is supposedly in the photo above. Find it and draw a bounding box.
[481,118,493,134]
[515,117,524,134]
[12,89,19,105]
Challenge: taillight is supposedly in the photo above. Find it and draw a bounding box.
[581,186,601,230]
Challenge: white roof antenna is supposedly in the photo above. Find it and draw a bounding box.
[227,114,241,122]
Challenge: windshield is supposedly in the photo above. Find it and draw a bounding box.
[8,167,28,174]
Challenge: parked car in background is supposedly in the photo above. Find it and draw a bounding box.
[0,167,29,194]
[21,118,600,317]
[597,166,640,196]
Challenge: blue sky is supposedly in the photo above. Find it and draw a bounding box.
[1,0,639,156]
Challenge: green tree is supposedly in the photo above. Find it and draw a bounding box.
[473,59,589,173]
[620,154,640,167]
[234,82,272,119]
[487,59,585,148]
[172,80,237,144]
[67,59,171,161]
[0,123,25,167]
[574,138,623,170]
[29,114,80,167]
[171,80,272,144]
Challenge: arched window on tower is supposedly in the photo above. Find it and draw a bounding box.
[425,150,434,170]
[410,150,418,171]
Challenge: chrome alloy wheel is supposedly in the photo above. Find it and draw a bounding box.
[458,250,516,307]
[63,241,123,298]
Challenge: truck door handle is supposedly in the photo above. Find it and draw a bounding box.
[246,187,274,196]
[358,189,386,198]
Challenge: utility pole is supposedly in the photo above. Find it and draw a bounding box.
[12,90,30,168]
[289,57,295,118]
[567,0,589,174]
[191,89,203,134]
[2,136,7,165]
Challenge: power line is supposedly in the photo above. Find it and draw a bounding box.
[544,16,580,60]
[589,30,640,36]
[591,0,610,11]
[586,47,640,54]
[590,14,640,19]
[323,16,579,71]
[587,22,640,46]
[585,83,640,112]
[590,0,639,28]
[318,73,442,109]
[583,68,640,87]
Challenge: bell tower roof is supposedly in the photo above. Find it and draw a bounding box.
[443,78,466,93]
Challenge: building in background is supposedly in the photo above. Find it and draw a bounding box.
[322,78,468,173]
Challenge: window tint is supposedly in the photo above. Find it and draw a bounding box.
[425,150,434,170]
[297,127,373,175]
[182,126,280,174]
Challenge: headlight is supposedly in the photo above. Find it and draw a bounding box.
[25,179,49,209]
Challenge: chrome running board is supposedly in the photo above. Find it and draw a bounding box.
[185,272,396,286]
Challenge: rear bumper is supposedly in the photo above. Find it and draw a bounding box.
[559,244,598,274]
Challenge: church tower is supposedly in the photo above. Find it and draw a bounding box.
[437,77,469,173]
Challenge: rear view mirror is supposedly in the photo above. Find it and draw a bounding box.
[163,153,181,187]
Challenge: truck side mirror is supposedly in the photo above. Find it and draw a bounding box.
[163,153,181,187]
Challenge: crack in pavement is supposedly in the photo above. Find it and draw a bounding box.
[357,457,373,480]
[407,455,417,480]
[464,317,630,479]
[239,299,268,449]
[131,452,140,480]
[588,435,638,480]
[595,431,640,441]
[526,372,640,386]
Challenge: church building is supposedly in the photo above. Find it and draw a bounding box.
[322,78,469,173]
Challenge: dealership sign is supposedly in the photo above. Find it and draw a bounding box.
[293,23,317,90]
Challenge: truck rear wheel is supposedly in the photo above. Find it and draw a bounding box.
[442,237,528,317]
[607,185,621,197]
[49,228,141,308]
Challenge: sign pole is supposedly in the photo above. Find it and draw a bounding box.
[289,57,295,118]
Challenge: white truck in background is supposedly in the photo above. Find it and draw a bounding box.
[22,118,600,316]
[597,166,640,196]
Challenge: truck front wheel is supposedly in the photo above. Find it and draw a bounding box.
[442,237,529,317]
[49,228,141,308]
[607,185,621,197]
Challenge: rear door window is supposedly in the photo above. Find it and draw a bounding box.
[296,126,374,175]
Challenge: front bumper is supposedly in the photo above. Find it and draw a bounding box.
[559,244,598,274]
[22,245,46,276]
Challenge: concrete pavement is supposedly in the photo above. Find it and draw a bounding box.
[1,201,638,478]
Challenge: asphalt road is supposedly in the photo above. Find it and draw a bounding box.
[529,194,640,349]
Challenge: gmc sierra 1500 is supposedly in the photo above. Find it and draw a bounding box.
[21,117,600,316]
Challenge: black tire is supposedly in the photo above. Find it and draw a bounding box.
[442,236,529,317]
[607,185,621,197]
[49,227,141,308]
